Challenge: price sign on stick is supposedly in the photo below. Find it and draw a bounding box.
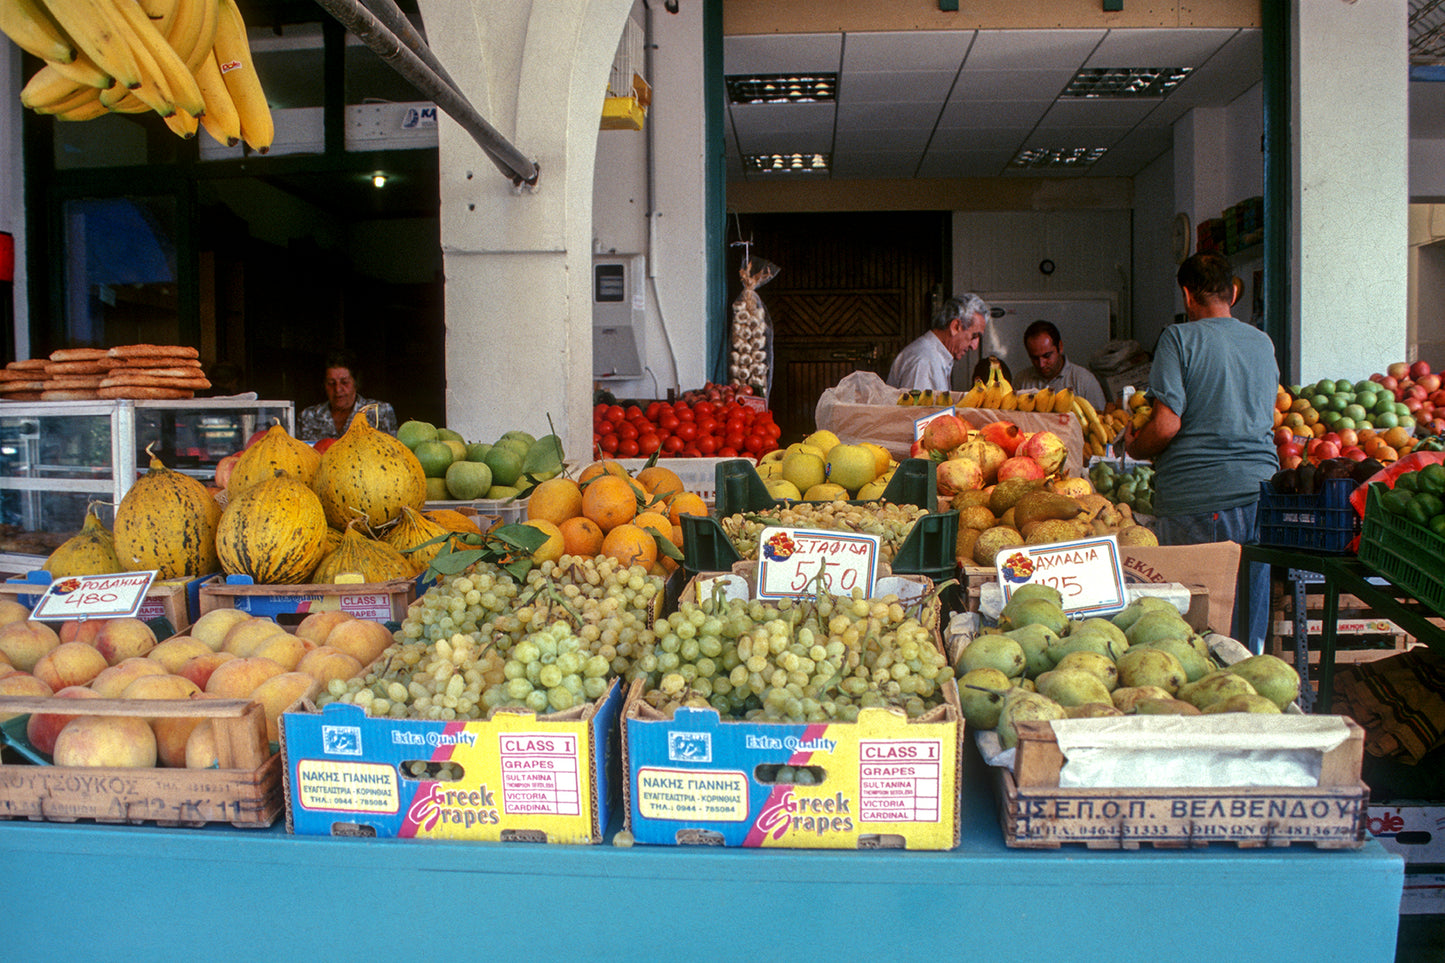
[756,527,881,601]
[913,406,957,442]
[995,535,1127,617]
[32,571,157,621]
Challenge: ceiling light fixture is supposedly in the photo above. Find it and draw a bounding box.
[743,152,831,173]
[1009,146,1108,169]
[725,73,837,105]
[372,172,388,188]
[1062,67,1193,98]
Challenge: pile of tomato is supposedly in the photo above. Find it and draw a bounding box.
[592,399,783,459]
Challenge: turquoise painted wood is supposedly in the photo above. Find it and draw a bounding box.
[0,746,1404,963]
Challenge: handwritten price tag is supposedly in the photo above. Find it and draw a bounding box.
[756,527,881,601]
[995,535,1127,617]
[32,571,157,621]
[913,406,957,442]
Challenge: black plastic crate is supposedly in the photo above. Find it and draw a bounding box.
[1358,483,1445,617]
[1256,477,1360,554]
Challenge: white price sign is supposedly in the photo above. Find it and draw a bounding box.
[32,571,157,621]
[913,406,957,442]
[995,535,1127,617]
[756,527,881,600]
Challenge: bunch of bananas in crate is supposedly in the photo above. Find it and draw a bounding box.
[0,0,272,149]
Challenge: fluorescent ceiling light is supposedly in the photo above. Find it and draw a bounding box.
[1009,147,1108,169]
[743,152,831,173]
[1062,67,1192,98]
[726,73,837,104]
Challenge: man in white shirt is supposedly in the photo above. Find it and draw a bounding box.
[1014,320,1107,409]
[885,293,990,392]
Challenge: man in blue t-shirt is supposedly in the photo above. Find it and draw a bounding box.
[1126,252,1278,649]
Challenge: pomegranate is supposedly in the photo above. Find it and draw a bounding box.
[996,455,1046,482]
[920,413,969,454]
[1018,430,1067,475]
[936,458,985,497]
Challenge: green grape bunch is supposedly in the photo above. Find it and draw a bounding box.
[719,501,928,564]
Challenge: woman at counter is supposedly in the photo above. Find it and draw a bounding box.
[297,350,398,443]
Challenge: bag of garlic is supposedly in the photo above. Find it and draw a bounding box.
[730,256,778,402]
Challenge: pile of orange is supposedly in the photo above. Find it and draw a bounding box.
[520,461,708,574]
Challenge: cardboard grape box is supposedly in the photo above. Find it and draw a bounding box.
[623,568,963,850]
[198,574,417,622]
[0,695,281,828]
[279,679,622,843]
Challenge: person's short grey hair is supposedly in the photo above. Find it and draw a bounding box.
[930,293,991,331]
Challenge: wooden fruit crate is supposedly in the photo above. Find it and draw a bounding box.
[0,696,281,828]
[1269,588,1427,687]
[995,718,1369,850]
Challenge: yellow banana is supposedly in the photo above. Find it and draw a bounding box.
[213,0,272,151]
[101,82,151,112]
[32,81,100,115]
[168,0,219,72]
[1000,390,1019,411]
[0,0,75,63]
[54,93,109,120]
[1016,391,1036,413]
[163,106,198,137]
[1052,387,1074,414]
[48,51,113,89]
[1033,387,1053,412]
[961,381,985,408]
[20,63,89,110]
[36,0,143,90]
[994,372,1014,395]
[111,0,204,118]
[137,0,178,37]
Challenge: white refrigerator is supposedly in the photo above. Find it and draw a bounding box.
[952,294,1115,392]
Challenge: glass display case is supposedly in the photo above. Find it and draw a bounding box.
[0,398,293,565]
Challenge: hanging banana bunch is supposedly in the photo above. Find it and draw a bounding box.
[0,0,272,151]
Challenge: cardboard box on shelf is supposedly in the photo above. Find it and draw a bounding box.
[1367,802,1445,864]
[0,571,206,632]
[198,574,416,622]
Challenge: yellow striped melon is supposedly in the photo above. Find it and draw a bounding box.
[43,505,122,577]
[113,447,221,579]
[215,476,330,584]
[312,522,416,583]
[228,421,321,496]
[313,405,426,529]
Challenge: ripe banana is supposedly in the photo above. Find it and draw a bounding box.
[38,0,144,91]
[195,48,240,145]
[0,0,75,63]
[31,81,100,115]
[1052,387,1074,414]
[961,382,986,408]
[137,0,178,38]
[1016,391,1037,413]
[1031,387,1053,412]
[54,92,109,120]
[48,52,113,89]
[168,0,220,73]
[111,0,203,117]
[163,106,198,137]
[20,63,90,110]
[213,0,272,151]
[1000,390,1019,411]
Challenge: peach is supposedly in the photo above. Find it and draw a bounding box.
[90,657,168,698]
[205,656,286,698]
[249,632,310,671]
[0,672,55,722]
[295,609,354,646]
[53,715,157,768]
[296,645,363,687]
[59,619,106,646]
[0,598,31,628]
[0,620,61,673]
[221,617,286,657]
[323,618,393,667]
[120,673,201,702]
[185,721,218,769]
[93,618,156,666]
[249,671,321,743]
[175,651,236,691]
[147,637,214,674]
[26,685,104,756]
[33,641,109,690]
[153,693,220,768]
[189,608,254,651]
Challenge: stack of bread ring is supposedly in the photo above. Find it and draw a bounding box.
[0,345,211,401]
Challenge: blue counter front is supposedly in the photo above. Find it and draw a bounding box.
[0,744,1405,963]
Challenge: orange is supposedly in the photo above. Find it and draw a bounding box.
[527,477,583,526]
[578,460,630,485]
[521,519,565,563]
[581,474,641,532]
[1376,445,1399,462]
[667,491,708,527]
[1310,422,1326,438]
[1382,426,1412,450]
[601,523,657,569]
[635,466,685,503]
[634,511,675,546]
[558,516,605,557]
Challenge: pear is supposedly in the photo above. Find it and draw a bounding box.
[1124,610,1195,648]
[1048,633,1125,667]
[1007,583,1064,609]
[957,668,1013,729]
[1203,693,1283,714]
[1004,623,1059,679]
[1115,646,1186,694]
[1073,617,1130,650]
[1131,697,1202,716]
[1177,670,1257,710]
[1111,595,1179,632]
[1066,701,1124,719]
[954,634,1026,679]
[1054,650,1119,691]
[1225,654,1301,710]
[996,690,1066,749]
[1135,638,1214,683]
[1036,668,1113,708]
[1111,685,1174,712]
[998,597,1068,636]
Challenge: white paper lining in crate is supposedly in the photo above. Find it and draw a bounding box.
[613,457,731,504]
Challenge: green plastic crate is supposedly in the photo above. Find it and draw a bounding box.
[1358,483,1445,616]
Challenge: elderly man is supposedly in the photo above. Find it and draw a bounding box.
[885,293,990,392]
[1014,320,1106,409]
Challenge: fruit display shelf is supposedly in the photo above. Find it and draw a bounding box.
[1359,484,1445,617]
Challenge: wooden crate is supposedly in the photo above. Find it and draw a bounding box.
[198,575,415,622]
[0,577,191,632]
[0,696,281,828]
[995,718,1369,850]
[1269,588,1429,686]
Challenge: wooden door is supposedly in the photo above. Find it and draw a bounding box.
[731,211,949,445]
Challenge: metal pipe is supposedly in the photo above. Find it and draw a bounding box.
[312,0,539,188]
[356,0,461,98]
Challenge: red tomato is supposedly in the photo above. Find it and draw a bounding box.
[606,405,625,424]
[717,446,739,458]
[674,406,695,422]
[725,429,746,450]
[745,434,768,454]
[625,404,644,421]
[646,401,666,420]
[594,402,610,420]
[618,438,640,457]
[696,416,718,438]
[659,413,680,432]
[662,435,685,454]
[599,432,619,454]
[617,421,639,441]
[675,422,698,442]
[638,433,661,455]
[694,400,716,417]
[696,434,718,455]
[761,422,782,440]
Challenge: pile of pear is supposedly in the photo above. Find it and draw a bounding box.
[953,585,1302,750]
[955,477,1158,569]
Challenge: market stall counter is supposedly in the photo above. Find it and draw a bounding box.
[0,742,1404,963]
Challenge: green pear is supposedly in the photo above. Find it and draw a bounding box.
[1131,697,1202,716]
[955,634,1026,679]
[1225,654,1301,710]
[998,597,1068,636]
[957,668,1014,729]
[1111,685,1174,712]
[1124,610,1195,648]
[1136,638,1214,683]
[1007,583,1064,609]
[1072,617,1130,650]
[1066,701,1124,718]
[1048,633,1125,667]
[1054,650,1119,690]
[1008,625,1058,680]
[1036,668,1113,708]
[1111,595,1179,632]
[1202,693,1283,714]
[996,690,1067,749]
[1177,670,1257,710]
[1115,646,1186,694]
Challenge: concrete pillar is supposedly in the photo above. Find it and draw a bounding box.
[1294,0,1408,382]
[418,0,634,459]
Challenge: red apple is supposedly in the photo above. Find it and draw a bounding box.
[1411,360,1433,380]
[1370,372,1385,384]
[1388,361,1411,380]
[1381,375,1399,392]
[1342,446,1367,461]
[1419,373,1442,393]
[1281,453,1303,469]
[1310,440,1340,460]
[1406,397,1423,413]
[1322,431,1341,446]
[1273,426,1294,446]
[1430,389,1445,406]
[1407,384,1428,401]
